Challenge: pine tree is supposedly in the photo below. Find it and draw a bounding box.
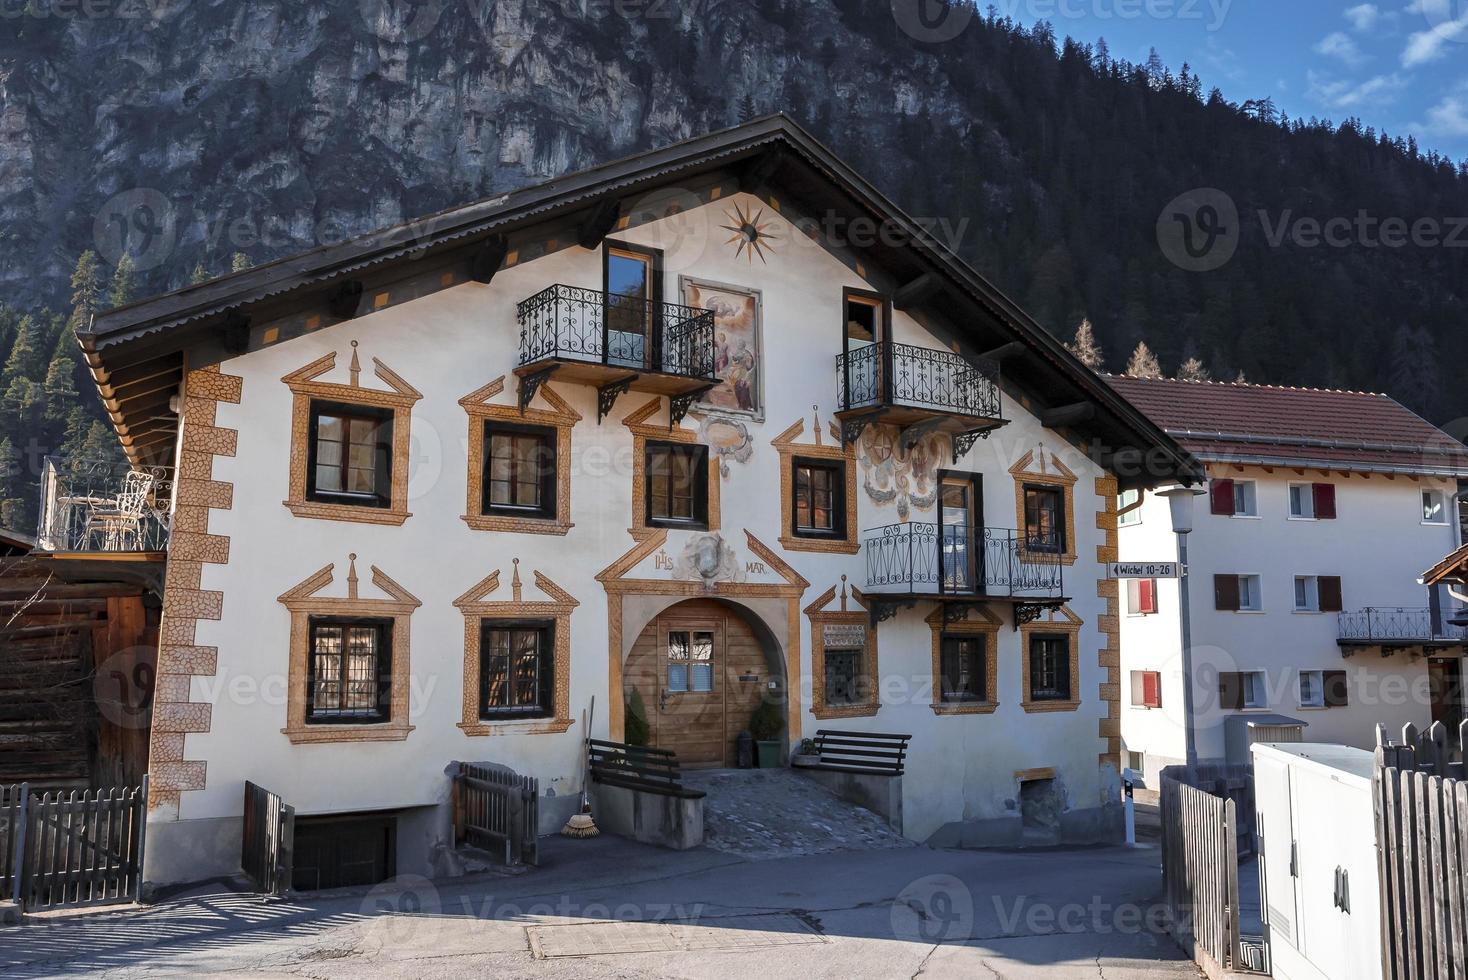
[1125,342,1163,379]
[1065,318,1104,370]
[1176,357,1210,382]
[109,253,135,307]
[43,351,77,422]
[231,252,252,273]
[740,92,758,120]
[69,251,103,330]
[1,315,41,386]
[190,261,210,284]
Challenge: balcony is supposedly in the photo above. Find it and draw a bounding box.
[515,284,718,423]
[860,523,1066,625]
[836,342,1006,458]
[1337,607,1468,652]
[35,457,173,556]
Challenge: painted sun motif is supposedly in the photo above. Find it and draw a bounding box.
[720,201,779,263]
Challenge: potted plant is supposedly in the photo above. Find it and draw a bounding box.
[791,737,820,768]
[749,700,784,768]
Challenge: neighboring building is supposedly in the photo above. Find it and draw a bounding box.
[72,116,1199,890]
[1110,376,1468,783]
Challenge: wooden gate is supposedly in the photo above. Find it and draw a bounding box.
[241,781,295,896]
[3,780,148,911]
[1160,773,1244,980]
[452,763,539,866]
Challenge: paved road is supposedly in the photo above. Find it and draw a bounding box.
[3,837,1198,979]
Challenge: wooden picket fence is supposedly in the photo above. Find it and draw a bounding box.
[1,780,148,911]
[1375,720,1468,980]
[451,762,539,867]
[1160,772,1245,980]
[241,781,295,897]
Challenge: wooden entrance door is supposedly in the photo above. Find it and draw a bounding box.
[624,599,769,767]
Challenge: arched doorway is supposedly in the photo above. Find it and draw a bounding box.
[623,598,782,767]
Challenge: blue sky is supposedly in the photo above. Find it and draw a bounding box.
[996,0,1468,160]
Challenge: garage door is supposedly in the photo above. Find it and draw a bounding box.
[291,814,395,891]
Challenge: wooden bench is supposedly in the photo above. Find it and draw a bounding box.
[810,729,911,776]
[587,739,706,799]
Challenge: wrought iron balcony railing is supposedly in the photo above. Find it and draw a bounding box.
[862,523,1064,598]
[1337,607,1468,644]
[36,456,174,554]
[837,341,1002,418]
[516,284,717,380]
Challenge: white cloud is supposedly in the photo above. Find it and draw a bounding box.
[1316,30,1370,66]
[1345,3,1380,30]
[1412,91,1468,136]
[1402,2,1468,66]
[1306,70,1409,110]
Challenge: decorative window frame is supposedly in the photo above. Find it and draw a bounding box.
[1019,604,1084,713]
[773,411,859,554]
[926,604,1002,715]
[277,555,420,744]
[806,577,878,720]
[283,343,421,526]
[1010,448,1078,566]
[454,559,578,736]
[624,397,720,540]
[460,376,580,535]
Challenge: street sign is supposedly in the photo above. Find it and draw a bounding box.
[1107,561,1180,580]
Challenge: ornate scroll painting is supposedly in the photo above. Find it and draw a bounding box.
[682,278,761,418]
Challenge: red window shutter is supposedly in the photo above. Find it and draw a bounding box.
[1318,576,1344,613]
[1139,579,1158,614]
[1215,574,1240,611]
[1313,483,1337,520]
[1143,671,1161,708]
[1210,479,1235,515]
[1323,670,1349,707]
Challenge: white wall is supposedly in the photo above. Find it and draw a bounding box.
[169,192,1119,846]
[1120,464,1460,778]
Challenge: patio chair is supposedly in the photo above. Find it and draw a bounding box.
[83,470,155,551]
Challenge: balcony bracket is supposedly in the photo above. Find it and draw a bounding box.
[942,601,988,626]
[518,365,559,414]
[597,374,640,424]
[952,426,997,464]
[869,598,917,628]
[668,383,718,431]
[842,413,882,447]
[899,417,949,455]
[1014,600,1064,631]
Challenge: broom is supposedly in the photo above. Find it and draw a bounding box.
[562,696,599,838]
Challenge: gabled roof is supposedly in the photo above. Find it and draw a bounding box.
[1105,375,1468,477]
[1423,544,1468,586]
[81,114,1200,487]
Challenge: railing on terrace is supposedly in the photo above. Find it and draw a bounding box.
[36,457,173,554]
[862,524,1063,597]
[1337,606,1468,643]
[837,341,1002,418]
[516,284,717,380]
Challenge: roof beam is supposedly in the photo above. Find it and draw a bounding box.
[979,341,1027,362]
[893,273,943,311]
[326,281,364,320]
[1039,403,1096,428]
[470,235,509,284]
[576,201,622,251]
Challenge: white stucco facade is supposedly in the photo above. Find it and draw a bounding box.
[140,186,1148,887]
[1119,463,1463,784]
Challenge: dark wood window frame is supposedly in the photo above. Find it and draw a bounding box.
[645,440,710,529]
[792,456,848,539]
[482,420,558,521]
[1028,632,1072,702]
[478,619,555,721]
[306,399,394,509]
[602,240,665,369]
[1023,483,1066,555]
[305,616,393,725]
[939,633,988,704]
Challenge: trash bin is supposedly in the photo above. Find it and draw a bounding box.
[736,730,754,769]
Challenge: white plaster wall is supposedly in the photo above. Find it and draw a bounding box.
[1120,464,1460,776]
[176,193,1117,841]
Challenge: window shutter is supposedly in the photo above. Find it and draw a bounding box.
[1319,576,1344,613]
[1215,574,1241,611]
[1139,578,1158,614]
[1313,483,1337,520]
[1218,671,1245,710]
[1210,479,1235,515]
[1143,671,1161,708]
[1323,670,1349,707]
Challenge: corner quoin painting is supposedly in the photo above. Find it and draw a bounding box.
[682,278,762,418]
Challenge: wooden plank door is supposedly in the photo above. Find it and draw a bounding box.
[657,618,725,767]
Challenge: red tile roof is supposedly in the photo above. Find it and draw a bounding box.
[1104,375,1468,476]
